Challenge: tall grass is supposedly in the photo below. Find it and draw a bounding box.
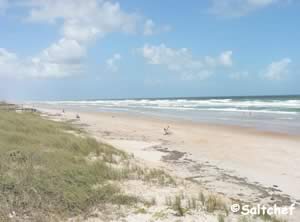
[0,111,135,221]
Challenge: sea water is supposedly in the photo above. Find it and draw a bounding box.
[36,95,300,135]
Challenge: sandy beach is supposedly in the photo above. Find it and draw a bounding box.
[33,106,300,219]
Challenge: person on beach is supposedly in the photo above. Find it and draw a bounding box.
[164,126,171,135]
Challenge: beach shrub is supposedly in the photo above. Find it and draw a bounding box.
[173,196,185,216]
[218,214,225,222]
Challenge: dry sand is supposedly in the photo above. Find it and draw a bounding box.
[34,107,300,220]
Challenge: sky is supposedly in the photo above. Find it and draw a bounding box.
[0,0,299,101]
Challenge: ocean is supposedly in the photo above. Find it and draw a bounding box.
[35,95,300,135]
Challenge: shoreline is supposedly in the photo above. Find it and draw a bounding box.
[31,106,300,220]
[28,102,300,136]
[29,95,300,136]
[103,109,300,139]
[36,104,300,140]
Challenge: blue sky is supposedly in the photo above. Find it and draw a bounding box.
[0,0,299,100]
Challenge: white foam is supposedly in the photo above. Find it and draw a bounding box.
[36,98,300,115]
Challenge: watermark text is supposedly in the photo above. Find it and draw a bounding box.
[230,203,296,216]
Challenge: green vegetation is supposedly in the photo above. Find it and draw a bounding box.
[152,210,168,220]
[205,194,227,213]
[199,191,205,206]
[143,168,176,185]
[165,192,227,217]
[0,111,135,221]
[173,196,185,216]
[257,212,288,222]
[218,214,225,222]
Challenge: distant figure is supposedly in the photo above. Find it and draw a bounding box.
[76,114,80,120]
[62,109,65,113]
[163,126,171,135]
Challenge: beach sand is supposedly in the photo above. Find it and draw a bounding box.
[35,107,300,220]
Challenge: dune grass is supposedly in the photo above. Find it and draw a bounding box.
[0,111,137,221]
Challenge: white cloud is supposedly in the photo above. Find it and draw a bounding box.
[0,48,20,77]
[138,44,233,79]
[0,0,8,14]
[219,50,233,66]
[106,53,121,72]
[41,38,86,64]
[0,39,85,78]
[263,58,291,80]
[143,19,171,36]
[143,19,155,36]
[28,38,86,78]
[26,0,139,42]
[209,0,288,17]
[0,0,144,78]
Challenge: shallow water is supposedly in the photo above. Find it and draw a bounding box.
[31,95,300,135]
